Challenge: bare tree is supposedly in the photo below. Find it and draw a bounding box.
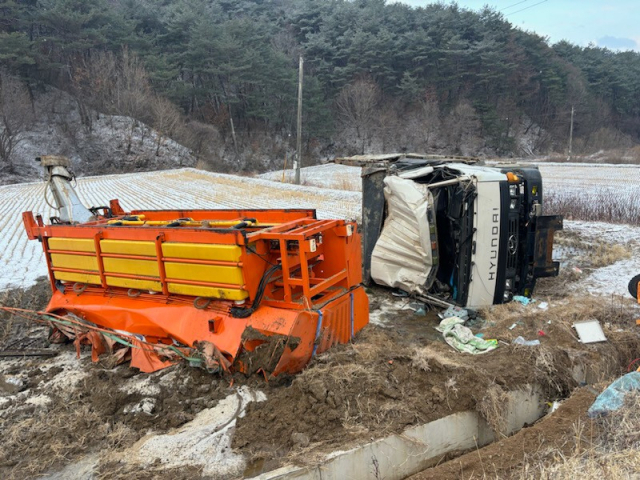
[336,78,381,154]
[420,89,441,149]
[73,48,153,150]
[442,100,480,154]
[0,71,34,170]
[151,96,182,157]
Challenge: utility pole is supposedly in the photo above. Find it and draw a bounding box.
[295,56,303,185]
[568,105,574,160]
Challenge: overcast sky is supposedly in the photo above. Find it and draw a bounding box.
[396,0,640,51]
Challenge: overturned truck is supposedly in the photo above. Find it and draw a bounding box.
[337,154,562,308]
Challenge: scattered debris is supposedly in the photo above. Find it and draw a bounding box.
[573,319,608,343]
[548,400,562,413]
[439,305,470,321]
[513,295,534,305]
[588,371,640,417]
[512,336,540,346]
[436,317,498,354]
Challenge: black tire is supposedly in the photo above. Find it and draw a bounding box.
[628,274,640,299]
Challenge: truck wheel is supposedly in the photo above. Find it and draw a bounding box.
[629,274,640,299]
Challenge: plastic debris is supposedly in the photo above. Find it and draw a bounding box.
[508,323,518,330]
[573,319,607,343]
[547,401,561,413]
[403,301,427,315]
[538,302,549,310]
[512,295,533,305]
[436,317,498,354]
[538,330,546,336]
[439,305,469,321]
[512,336,540,346]
[588,372,640,417]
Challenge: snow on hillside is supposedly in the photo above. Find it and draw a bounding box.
[2,88,197,185]
[0,168,360,291]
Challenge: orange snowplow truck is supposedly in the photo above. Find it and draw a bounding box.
[23,156,368,376]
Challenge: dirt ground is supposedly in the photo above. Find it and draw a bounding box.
[409,387,599,480]
[231,285,640,472]
[1,226,640,479]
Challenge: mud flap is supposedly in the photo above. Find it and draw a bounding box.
[533,215,563,277]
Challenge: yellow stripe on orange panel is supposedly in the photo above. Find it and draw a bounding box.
[54,271,101,285]
[48,238,96,253]
[167,283,248,300]
[164,262,244,285]
[103,257,160,277]
[106,276,163,292]
[162,243,242,262]
[50,253,99,271]
[100,240,156,257]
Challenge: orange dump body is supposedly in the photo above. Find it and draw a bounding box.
[23,201,369,376]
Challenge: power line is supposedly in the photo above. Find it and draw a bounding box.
[500,0,531,12]
[505,0,548,16]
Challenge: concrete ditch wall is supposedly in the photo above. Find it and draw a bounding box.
[252,386,544,480]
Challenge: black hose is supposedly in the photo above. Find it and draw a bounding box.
[230,264,281,318]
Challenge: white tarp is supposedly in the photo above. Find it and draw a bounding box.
[371,176,435,292]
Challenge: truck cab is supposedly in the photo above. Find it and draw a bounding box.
[337,154,562,308]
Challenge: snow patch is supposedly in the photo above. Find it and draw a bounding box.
[119,376,161,396]
[124,386,266,477]
[25,394,52,407]
[124,397,156,415]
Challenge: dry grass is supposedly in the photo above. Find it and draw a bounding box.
[0,289,23,345]
[327,174,360,191]
[410,344,463,370]
[518,395,640,479]
[476,383,510,437]
[553,228,634,268]
[544,145,640,165]
[0,399,136,479]
[482,293,636,335]
[545,188,640,225]
[480,294,640,394]
[0,279,50,347]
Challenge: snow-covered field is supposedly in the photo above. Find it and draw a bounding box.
[2,163,639,297]
[261,161,640,195]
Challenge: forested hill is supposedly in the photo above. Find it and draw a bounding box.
[1,0,639,175]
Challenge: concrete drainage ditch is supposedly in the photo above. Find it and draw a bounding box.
[250,386,545,480]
